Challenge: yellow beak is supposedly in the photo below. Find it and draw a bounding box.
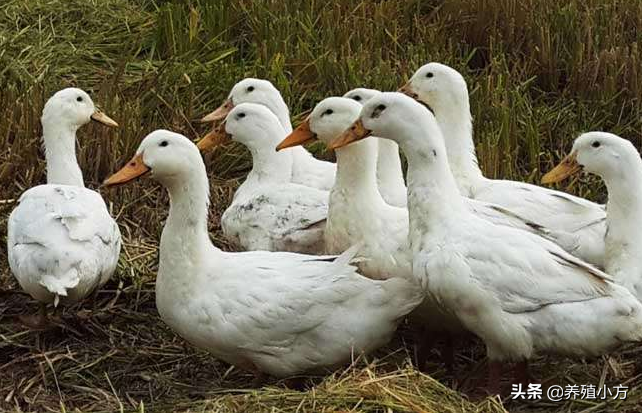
[103,153,150,187]
[541,151,582,184]
[196,122,230,152]
[327,119,372,150]
[276,117,317,151]
[90,110,119,128]
[201,99,234,123]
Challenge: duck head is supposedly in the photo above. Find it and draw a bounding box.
[399,62,469,116]
[329,92,445,157]
[198,103,285,153]
[42,87,118,130]
[202,78,290,130]
[277,97,362,150]
[104,130,202,187]
[542,132,640,184]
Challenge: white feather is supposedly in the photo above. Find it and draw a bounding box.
[406,62,607,267]
[358,92,642,364]
[8,88,121,306]
[130,130,424,376]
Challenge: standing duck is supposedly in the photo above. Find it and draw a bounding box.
[343,88,407,207]
[198,103,327,254]
[277,97,411,279]
[277,97,571,278]
[277,97,460,369]
[331,92,642,394]
[202,78,336,191]
[7,88,122,327]
[276,96,600,370]
[400,62,607,267]
[543,132,642,300]
[104,130,423,378]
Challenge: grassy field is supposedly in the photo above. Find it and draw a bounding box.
[1,0,641,411]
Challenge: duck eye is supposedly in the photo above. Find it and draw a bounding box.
[353,95,361,101]
[159,140,169,147]
[238,112,246,119]
[247,86,255,92]
[76,96,83,102]
[323,109,333,116]
[371,104,386,118]
[592,141,601,148]
[426,72,434,78]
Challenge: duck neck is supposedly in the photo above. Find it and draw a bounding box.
[399,124,466,246]
[334,138,383,203]
[270,99,293,134]
[245,144,293,186]
[277,112,293,134]
[159,162,216,274]
[42,120,84,187]
[434,101,483,194]
[603,163,642,272]
[376,139,405,190]
[405,148,465,224]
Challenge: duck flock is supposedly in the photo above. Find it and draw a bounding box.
[7,62,642,395]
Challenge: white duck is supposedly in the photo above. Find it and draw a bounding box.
[277,97,568,278]
[197,103,327,254]
[332,92,642,393]
[277,97,411,279]
[278,97,459,368]
[7,88,122,327]
[343,88,407,207]
[104,130,423,378]
[543,132,642,301]
[202,78,336,191]
[401,62,607,267]
[277,96,600,370]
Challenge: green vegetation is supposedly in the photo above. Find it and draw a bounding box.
[1,0,641,412]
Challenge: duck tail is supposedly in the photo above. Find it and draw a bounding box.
[333,243,364,267]
[607,285,642,343]
[39,269,79,303]
[624,299,642,342]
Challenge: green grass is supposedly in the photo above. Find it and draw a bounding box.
[1,0,642,412]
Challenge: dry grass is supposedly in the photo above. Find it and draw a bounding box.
[1,0,642,411]
[1,289,509,412]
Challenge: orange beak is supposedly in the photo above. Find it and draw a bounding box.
[541,151,582,184]
[91,110,119,128]
[103,153,150,187]
[276,117,317,151]
[327,119,372,150]
[196,122,230,152]
[201,99,234,123]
